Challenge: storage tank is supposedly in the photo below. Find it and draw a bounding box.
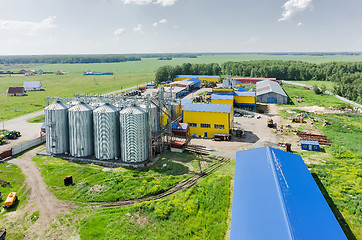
[139,103,160,137]
[45,101,69,154]
[120,106,148,163]
[68,102,94,157]
[93,103,120,160]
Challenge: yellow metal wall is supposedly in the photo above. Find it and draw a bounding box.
[234,96,256,104]
[211,99,234,105]
[173,77,189,82]
[183,110,231,137]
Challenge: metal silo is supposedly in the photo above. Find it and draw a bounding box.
[68,102,94,157]
[139,103,160,138]
[45,101,69,154]
[120,106,149,163]
[93,103,120,160]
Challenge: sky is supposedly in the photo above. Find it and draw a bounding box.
[0,0,361,55]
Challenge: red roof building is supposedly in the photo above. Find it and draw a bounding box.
[7,87,25,96]
[233,77,277,84]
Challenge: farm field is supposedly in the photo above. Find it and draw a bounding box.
[288,80,336,91]
[0,72,153,121]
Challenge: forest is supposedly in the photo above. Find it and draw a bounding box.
[155,60,362,104]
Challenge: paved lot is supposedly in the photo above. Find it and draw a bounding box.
[0,110,44,152]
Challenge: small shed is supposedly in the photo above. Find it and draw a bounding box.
[7,87,25,96]
[301,140,320,151]
[23,81,42,91]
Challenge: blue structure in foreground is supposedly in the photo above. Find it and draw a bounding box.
[230,147,346,240]
[301,140,320,151]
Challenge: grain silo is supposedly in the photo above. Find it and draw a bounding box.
[45,101,69,154]
[93,103,120,160]
[139,103,160,137]
[120,106,148,163]
[68,102,94,157]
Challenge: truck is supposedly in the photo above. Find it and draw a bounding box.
[3,192,17,208]
[5,131,20,140]
[267,118,274,128]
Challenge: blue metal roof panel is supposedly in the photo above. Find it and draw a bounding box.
[181,99,193,105]
[182,103,231,113]
[186,78,201,82]
[300,140,319,145]
[211,94,234,100]
[234,91,256,97]
[230,147,347,240]
[174,75,219,79]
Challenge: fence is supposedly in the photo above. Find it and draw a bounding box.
[11,135,46,156]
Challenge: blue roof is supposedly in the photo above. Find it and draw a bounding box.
[147,83,156,86]
[187,78,201,83]
[182,103,232,113]
[181,99,193,105]
[171,122,188,129]
[230,147,346,240]
[174,75,219,79]
[236,87,248,92]
[234,91,256,97]
[211,94,234,100]
[301,140,319,145]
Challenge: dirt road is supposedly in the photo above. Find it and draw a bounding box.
[9,146,70,239]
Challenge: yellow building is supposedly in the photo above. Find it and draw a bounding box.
[234,91,256,111]
[173,75,220,83]
[212,88,234,95]
[211,94,234,106]
[182,103,233,137]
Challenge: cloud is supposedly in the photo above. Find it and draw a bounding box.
[297,22,303,26]
[113,28,125,40]
[0,16,57,34]
[133,24,143,34]
[278,0,312,22]
[122,0,177,6]
[244,37,259,45]
[153,18,168,27]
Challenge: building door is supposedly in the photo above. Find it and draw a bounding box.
[204,132,207,137]
[267,98,277,103]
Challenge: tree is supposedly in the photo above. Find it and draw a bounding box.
[155,66,171,83]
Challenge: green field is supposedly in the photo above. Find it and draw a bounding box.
[288,80,336,91]
[32,151,222,203]
[0,72,153,121]
[282,84,348,108]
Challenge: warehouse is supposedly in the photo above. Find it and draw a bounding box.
[211,94,234,106]
[173,75,220,83]
[234,91,256,110]
[256,80,287,104]
[23,81,42,91]
[182,103,233,137]
[212,88,234,95]
[230,147,347,240]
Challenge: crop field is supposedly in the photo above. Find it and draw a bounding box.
[282,84,348,108]
[0,72,153,121]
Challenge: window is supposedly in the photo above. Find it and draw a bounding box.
[214,124,225,129]
[189,123,197,127]
[200,123,210,128]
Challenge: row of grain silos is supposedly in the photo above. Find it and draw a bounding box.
[45,100,167,163]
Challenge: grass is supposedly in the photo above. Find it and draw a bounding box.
[288,80,336,91]
[31,151,221,202]
[79,163,233,240]
[0,72,154,121]
[282,84,348,108]
[27,115,45,123]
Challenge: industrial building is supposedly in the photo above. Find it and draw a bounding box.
[182,103,233,138]
[212,88,234,95]
[210,94,234,106]
[23,81,42,91]
[173,75,220,83]
[234,91,256,110]
[256,80,288,104]
[230,147,347,240]
[167,78,200,91]
[44,89,181,164]
[233,77,277,84]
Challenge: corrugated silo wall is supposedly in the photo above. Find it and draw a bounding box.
[68,105,94,157]
[93,104,120,160]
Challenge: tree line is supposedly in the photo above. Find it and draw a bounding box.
[155,60,362,104]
